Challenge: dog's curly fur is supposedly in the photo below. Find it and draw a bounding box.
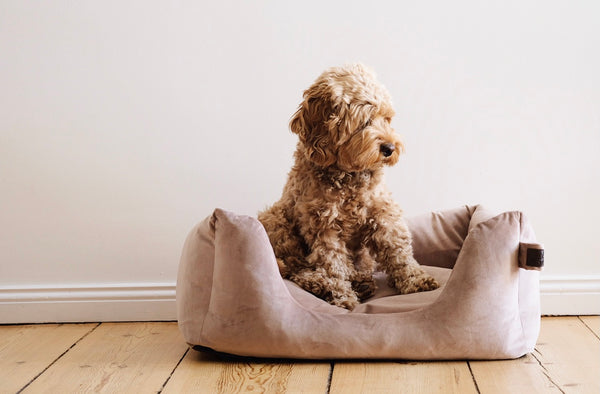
[258,64,438,310]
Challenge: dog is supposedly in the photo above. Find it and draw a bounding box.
[258,64,438,310]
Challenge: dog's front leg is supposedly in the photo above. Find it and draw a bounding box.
[369,213,439,294]
[351,248,378,301]
[291,230,359,309]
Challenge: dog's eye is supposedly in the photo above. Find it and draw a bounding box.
[355,119,372,134]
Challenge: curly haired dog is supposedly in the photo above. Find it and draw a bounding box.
[258,64,438,310]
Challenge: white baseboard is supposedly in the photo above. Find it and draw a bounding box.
[0,283,176,324]
[1,276,598,324]
[540,275,600,316]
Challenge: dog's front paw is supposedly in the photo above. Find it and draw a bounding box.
[291,270,360,310]
[352,277,377,301]
[329,292,359,310]
[388,266,439,294]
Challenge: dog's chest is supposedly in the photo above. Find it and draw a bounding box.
[322,179,379,234]
[294,168,383,240]
[337,189,370,219]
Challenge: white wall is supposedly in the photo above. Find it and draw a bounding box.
[1,1,598,321]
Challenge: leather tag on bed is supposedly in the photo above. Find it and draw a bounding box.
[519,243,544,270]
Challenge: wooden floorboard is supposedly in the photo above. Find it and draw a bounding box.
[329,361,478,393]
[470,317,600,394]
[162,351,331,393]
[0,323,97,393]
[469,353,561,393]
[533,316,600,393]
[579,315,599,338]
[0,317,598,393]
[19,322,188,393]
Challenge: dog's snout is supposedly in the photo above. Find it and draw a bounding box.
[380,143,396,157]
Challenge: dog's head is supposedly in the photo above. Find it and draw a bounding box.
[290,63,404,172]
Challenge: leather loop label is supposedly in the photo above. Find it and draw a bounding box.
[519,243,544,271]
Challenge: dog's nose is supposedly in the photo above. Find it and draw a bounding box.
[380,143,396,157]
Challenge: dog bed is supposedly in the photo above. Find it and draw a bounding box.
[176,205,543,360]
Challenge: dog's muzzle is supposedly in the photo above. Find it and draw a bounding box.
[380,143,396,157]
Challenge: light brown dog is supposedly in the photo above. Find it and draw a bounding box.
[258,64,438,309]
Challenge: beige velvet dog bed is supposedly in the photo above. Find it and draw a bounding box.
[177,205,543,360]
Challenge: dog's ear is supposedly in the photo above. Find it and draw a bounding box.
[289,96,337,167]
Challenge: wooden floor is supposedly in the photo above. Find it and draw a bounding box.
[1,316,598,393]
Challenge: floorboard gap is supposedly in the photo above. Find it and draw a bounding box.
[467,362,481,394]
[325,362,334,394]
[16,322,101,394]
[531,350,566,394]
[157,347,190,393]
[578,316,600,340]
